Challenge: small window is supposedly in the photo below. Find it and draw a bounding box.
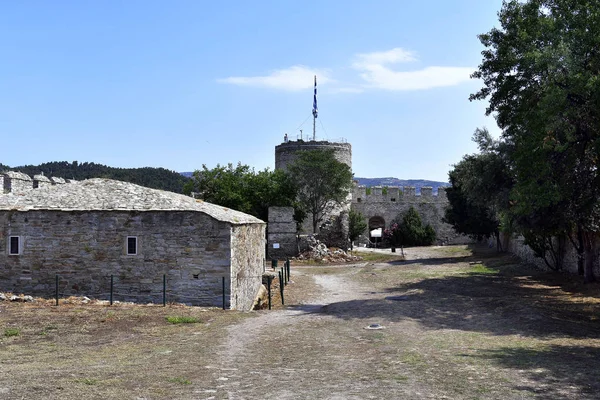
[127,236,138,255]
[9,236,20,255]
[357,198,362,203]
[391,198,396,202]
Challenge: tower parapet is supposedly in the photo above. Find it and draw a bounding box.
[275,140,352,171]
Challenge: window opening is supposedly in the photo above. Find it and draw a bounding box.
[127,237,138,255]
[9,236,20,255]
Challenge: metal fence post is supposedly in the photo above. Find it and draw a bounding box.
[267,275,272,310]
[278,270,284,305]
[110,275,114,306]
[162,274,166,307]
[55,274,59,306]
[222,276,226,310]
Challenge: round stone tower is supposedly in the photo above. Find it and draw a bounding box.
[273,138,353,246]
[275,140,352,172]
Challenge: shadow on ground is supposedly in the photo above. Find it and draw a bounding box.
[465,344,600,399]
[299,248,600,399]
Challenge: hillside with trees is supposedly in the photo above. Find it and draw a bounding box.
[1,161,190,193]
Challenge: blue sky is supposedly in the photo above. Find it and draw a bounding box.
[1,1,504,182]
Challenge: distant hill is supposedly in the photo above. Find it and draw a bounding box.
[3,161,190,194]
[354,177,450,193]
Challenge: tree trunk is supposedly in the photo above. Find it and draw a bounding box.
[577,225,585,276]
[582,231,597,284]
[495,230,504,252]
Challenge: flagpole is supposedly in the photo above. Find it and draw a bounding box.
[312,75,317,141]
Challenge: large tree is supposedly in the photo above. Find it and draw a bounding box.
[445,128,514,251]
[286,149,353,233]
[183,163,298,222]
[471,0,600,282]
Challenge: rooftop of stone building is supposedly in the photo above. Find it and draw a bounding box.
[0,178,264,225]
[3,171,32,181]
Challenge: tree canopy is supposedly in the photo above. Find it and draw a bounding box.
[445,128,513,250]
[469,0,600,281]
[286,149,353,233]
[183,163,298,222]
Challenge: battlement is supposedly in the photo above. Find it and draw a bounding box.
[1,172,69,195]
[352,185,448,204]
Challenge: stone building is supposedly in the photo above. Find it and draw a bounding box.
[0,177,266,310]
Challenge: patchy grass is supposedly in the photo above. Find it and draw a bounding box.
[2,245,600,399]
[4,327,20,337]
[469,262,499,275]
[165,316,201,324]
[167,377,192,385]
[75,378,98,385]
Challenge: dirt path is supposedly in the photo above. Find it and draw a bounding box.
[201,249,457,399]
[199,246,600,400]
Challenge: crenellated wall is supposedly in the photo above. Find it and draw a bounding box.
[351,185,469,245]
[1,172,68,194]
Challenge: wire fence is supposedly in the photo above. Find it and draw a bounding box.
[42,260,293,310]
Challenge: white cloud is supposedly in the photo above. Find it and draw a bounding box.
[218,65,331,91]
[353,47,416,67]
[358,65,474,91]
[352,48,473,91]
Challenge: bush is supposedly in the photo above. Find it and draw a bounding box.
[384,207,436,247]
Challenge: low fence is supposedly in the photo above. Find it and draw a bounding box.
[7,261,293,311]
[265,259,291,310]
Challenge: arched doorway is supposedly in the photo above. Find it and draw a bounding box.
[368,216,385,246]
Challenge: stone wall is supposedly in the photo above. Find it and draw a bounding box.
[0,210,262,310]
[3,172,33,195]
[230,223,266,311]
[33,174,52,189]
[507,234,600,277]
[267,207,297,260]
[351,185,470,245]
[275,140,352,171]
[1,172,67,194]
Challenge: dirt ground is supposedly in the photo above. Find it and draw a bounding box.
[1,244,600,399]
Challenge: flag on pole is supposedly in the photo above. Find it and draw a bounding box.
[312,75,318,118]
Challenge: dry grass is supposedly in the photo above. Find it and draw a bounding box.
[2,245,600,399]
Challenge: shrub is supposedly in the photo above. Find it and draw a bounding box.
[384,207,436,247]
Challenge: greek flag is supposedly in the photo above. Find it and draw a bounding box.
[312,75,318,118]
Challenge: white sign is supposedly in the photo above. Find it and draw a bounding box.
[370,228,383,238]
[273,243,280,249]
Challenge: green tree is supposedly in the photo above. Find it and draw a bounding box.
[471,0,600,281]
[348,209,367,251]
[444,128,514,251]
[385,207,436,247]
[183,163,298,222]
[286,149,353,233]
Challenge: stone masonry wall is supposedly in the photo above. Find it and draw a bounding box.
[230,223,266,311]
[351,186,470,245]
[0,210,249,308]
[507,234,600,277]
[3,172,33,195]
[267,206,297,260]
[274,140,352,171]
